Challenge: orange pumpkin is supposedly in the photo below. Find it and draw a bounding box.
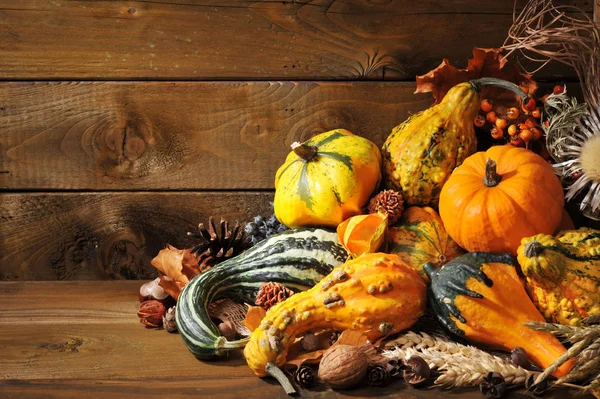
[439,146,564,255]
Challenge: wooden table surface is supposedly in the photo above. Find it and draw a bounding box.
[0,281,590,398]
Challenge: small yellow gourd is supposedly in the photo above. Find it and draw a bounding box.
[274,129,382,228]
[517,228,600,326]
[243,253,427,377]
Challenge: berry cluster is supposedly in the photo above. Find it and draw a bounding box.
[244,214,288,245]
[473,84,565,149]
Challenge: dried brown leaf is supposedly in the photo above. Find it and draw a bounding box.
[244,305,266,332]
[157,274,186,301]
[416,47,537,104]
[335,330,370,347]
[151,244,191,285]
[284,349,327,374]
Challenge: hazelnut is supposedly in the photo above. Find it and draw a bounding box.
[138,278,170,303]
[301,333,320,352]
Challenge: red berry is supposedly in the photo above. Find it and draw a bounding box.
[553,84,565,95]
[531,108,541,119]
[481,99,493,113]
[474,115,486,128]
[523,97,537,112]
[519,129,534,143]
[525,117,537,129]
[507,107,520,120]
[491,126,504,140]
[495,118,508,130]
[486,111,498,124]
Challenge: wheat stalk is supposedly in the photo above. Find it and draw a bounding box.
[583,313,600,325]
[525,320,582,340]
[384,332,534,388]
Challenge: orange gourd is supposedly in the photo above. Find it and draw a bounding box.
[244,253,427,377]
[439,146,564,255]
[425,252,574,377]
[337,212,388,257]
[388,206,463,282]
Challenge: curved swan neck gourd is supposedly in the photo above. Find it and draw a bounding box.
[176,228,348,360]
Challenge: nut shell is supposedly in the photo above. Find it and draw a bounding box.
[318,345,368,389]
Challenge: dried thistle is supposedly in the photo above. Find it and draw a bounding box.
[384,332,534,388]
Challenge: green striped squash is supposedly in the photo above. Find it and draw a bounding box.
[176,228,348,359]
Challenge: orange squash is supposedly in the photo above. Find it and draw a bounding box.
[244,253,427,377]
[425,252,574,377]
[439,146,564,255]
[337,212,388,257]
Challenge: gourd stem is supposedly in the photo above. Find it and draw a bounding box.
[524,240,545,258]
[221,336,250,349]
[469,77,529,101]
[265,362,297,395]
[291,141,318,162]
[483,158,502,187]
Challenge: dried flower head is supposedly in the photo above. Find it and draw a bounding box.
[255,282,294,310]
[368,189,404,225]
[480,372,507,399]
[402,355,431,386]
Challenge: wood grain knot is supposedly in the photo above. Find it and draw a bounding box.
[93,111,158,180]
[41,338,83,353]
[102,232,154,280]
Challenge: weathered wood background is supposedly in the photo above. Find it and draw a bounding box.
[1,0,598,280]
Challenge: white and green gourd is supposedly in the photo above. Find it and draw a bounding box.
[176,228,348,359]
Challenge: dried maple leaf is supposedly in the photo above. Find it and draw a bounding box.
[416,47,537,104]
[243,305,266,332]
[151,244,191,284]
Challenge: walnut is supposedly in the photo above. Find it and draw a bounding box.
[318,344,368,389]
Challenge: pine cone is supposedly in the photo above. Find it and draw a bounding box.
[255,282,294,310]
[294,366,315,388]
[368,189,404,225]
[188,217,249,270]
[163,307,177,333]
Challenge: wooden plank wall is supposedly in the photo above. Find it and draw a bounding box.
[0,0,596,280]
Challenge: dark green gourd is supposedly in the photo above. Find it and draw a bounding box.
[176,228,348,359]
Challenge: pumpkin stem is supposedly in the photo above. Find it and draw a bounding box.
[483,158,502,187]
[469,77,529,101]
[524,240,546,258]
[265,361,297,395]
[291,141,318,162]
